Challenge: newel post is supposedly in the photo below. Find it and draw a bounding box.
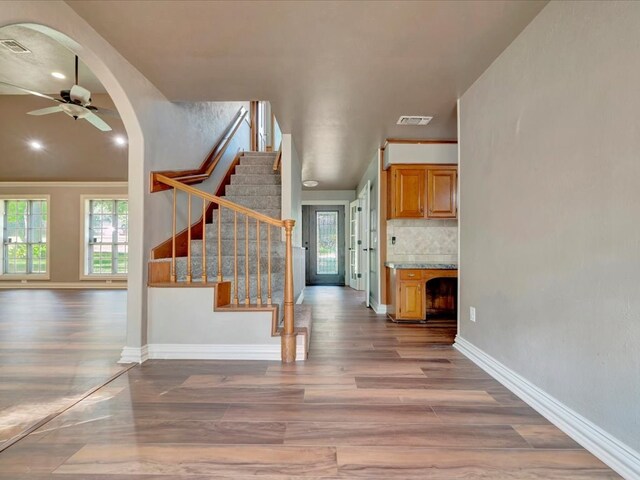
[282,219,297,363]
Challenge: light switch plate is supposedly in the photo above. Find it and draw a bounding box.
[470,307,476,322]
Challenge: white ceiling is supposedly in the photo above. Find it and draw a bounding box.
[0,25,105,96]
[66,0,547,189]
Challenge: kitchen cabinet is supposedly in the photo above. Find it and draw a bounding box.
[387,266,458,322]
[393,168,425,218]
[427,168,457,218]
[388,165,457,219]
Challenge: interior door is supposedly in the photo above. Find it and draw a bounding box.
[302,205,345,286]
[349,200,360,289]
[359,181,370,305]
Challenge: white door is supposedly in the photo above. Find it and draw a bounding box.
[349,199,359,289]
[358,181,370,306]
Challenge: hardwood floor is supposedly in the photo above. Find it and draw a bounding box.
[0,286,619,478]
[0,289,127,449]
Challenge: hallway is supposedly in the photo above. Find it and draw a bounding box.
[0,287,618,478]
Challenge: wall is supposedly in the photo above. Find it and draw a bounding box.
[383,142,458,168]
[0,183,127,285]
[301,190,356,202]
[459,0,640,458]
[387,219,457,264]
[281,134,302,246]
[0,94,127,180]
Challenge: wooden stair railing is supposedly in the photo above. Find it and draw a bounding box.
[154,173,297,363]
[150,106,248,193]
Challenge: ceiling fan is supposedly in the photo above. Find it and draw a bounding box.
[0,56,118,131]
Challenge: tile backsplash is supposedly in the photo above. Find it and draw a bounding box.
[387,219,458,263]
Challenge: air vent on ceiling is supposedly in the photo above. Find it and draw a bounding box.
[0,39,31,54]
[397,115,432,126]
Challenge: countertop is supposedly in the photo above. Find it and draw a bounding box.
[385,262,457,270]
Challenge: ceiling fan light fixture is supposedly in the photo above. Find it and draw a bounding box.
[303,180,319,188]
[114,135,127,146]
[51,72,66,80]
[29,140,43,150]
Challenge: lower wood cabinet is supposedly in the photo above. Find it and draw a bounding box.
[398,280,424,320]
[388,267,458,321]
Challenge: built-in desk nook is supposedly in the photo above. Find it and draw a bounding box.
[386,263,458,322]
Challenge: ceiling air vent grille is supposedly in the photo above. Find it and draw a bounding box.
[0,39,31,54]
[397,115,432,126]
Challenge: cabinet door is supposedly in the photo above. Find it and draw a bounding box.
[394,168,425,218]
[427,169,457,218]
[398,280,424,320]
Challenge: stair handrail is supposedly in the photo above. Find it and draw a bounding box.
[154,173,297,363]
[151,106,249,192]
[272,144,283,172]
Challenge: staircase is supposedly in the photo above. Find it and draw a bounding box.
[151,151,311,359]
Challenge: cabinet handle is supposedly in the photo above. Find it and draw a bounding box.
[407,273,416,277]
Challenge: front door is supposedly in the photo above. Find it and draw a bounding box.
[303,205,345,286]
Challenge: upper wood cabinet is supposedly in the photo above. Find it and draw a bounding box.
[393,168,425,218]
[388,165,457,219]
[427,168,457,218]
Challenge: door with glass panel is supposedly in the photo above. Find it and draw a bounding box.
[302,205,345,286]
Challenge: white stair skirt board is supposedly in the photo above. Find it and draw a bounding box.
[145,340,306,362]
[454,336,640,480]
[296,288,305,305]
[119,345,149,364]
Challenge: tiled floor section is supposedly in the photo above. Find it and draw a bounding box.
[0,286,619,478]
[0,290,127,448]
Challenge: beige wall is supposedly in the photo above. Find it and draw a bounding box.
[459,0,640,456]
[0,183,127,285]
[0,94,127,181]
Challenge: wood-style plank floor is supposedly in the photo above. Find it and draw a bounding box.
[0,290,127,448]
[0,286,619,478]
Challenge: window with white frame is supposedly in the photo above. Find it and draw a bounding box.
[1,199,48,275]
[85,199,128,276]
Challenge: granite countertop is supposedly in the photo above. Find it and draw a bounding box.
[385,262,458,270]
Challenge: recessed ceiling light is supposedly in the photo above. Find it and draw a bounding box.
[303,180,319,188]
[114,135,127,146]
[29,140,43,150]
[51,72,66,79]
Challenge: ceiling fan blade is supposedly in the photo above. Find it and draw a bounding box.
[27,106,64,116]
[89,106,120,118]
[0,80,59,101]
[84,111,112,132]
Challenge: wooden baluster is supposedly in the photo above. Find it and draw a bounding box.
[186,194,192,283]
[201,198,207,283]
[234,211,239,305]
[171,188,177,283]
[217,203,223,281]
[256,220,262,305]
[267,224,272,305]
[282,219,296,363]
[245,215,250,305]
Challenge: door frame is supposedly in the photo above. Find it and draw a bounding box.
[301,200,350,285]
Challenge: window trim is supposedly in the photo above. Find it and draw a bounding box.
[79,194,128,280]
[0,195,51,280]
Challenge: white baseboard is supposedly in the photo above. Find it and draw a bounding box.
[119,345,149,364]
[0,281,126,290]
[296,289,305,304]
[454,336,640,480]
[146,342,306,362]
[369,296,388,315]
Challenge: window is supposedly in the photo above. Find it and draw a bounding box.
[84,198,128,276]
[1,198,48,276]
